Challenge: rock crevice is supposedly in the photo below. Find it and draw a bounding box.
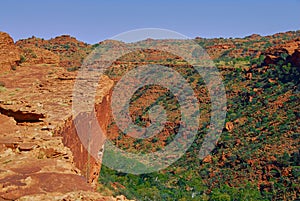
[0,107,45,123]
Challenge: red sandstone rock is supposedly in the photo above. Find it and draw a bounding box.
[0,64,127,200]
[263,38,300,67]
[203,155,212,163]
[20,46,60,66]
[225,122,234,132]
[287,48,300,67]
[16,35,92,67]
[0,32,20,72]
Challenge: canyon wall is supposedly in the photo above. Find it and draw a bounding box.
[0,42,119,199]
[56,90,112,186]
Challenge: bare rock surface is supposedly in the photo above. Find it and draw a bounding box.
[0,32,20,72]
[0,63,131,200]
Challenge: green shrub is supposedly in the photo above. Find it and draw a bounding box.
[20,55,26,63]
[67,66,80,72]
[210,191,231,201]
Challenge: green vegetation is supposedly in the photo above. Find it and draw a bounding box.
[99,33,300,200]
[20,54,26,63]
[67,66,80,72]
[0,86,6,92]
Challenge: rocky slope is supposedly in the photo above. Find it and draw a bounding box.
[0,32,132,201]
[98,32,300,200]
[16,35,92,68]
[1,30,299,200]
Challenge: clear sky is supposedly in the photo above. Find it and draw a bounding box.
[1,0,299,44]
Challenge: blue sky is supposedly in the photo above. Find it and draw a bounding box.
[1,0,299,44]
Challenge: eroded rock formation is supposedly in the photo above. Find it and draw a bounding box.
[0,62,124,200]
[0,32,20,72]
[263,38,300,67]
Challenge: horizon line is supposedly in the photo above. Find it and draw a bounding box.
[3,29,300,45]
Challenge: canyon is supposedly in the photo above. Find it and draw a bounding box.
[0,30,299,200]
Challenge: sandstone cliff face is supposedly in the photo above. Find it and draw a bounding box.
[56,80,113,186]
[0,65,127,200]
[0,32,20,72]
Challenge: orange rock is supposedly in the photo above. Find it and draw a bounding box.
[235,139,241,145]
[287,48,300,67]
[20,46,60,66]
[246,72,252,80]
[268,78,276,83]
[203,155,212,163]
[0,64,114,200]
[0,32,20,72]
[249,96,253,103]
[221,152,227,161]
[225,122,234,132]
[263,37,300,67]
[16,35,92,68]
[282,167,291,176]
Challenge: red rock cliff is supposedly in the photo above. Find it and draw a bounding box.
[0,32,20,72]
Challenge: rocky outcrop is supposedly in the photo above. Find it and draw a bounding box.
[287,47,300,67]
[16,35,92,68]
[225,122,234,132]
[0,32,59,69]
[20,46,60,66]
[263,38,300,67]
[0,65,127,200]
[206,44,236,59]
[0,32,20,72]
[245,34,262,40]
